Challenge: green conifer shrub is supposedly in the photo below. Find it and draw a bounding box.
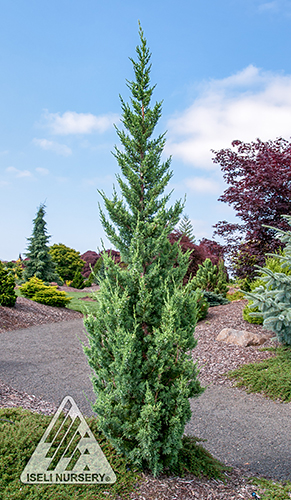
[4,258,23,282]
[190,258,228,297]
[87,256,105,285]
[242,301,263,324]
[84,26,204,476]
[178,214,196,243]
[84,273,94,287]
[19,276,45,298]
[193,289,209,320]
[242,215,291,344]
[19,276,71,307]
[70,269,86,289]
[49,243,85,282]
[0,261,16,307]
[203,291,230,307]
[23,204,61,284]
[32,287,71,307]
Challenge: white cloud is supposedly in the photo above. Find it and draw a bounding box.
[257,0,291,14]
[184,177,221,194]
[258,1,278,11]
[166,65,291,170]
[6,166,32,178]
[33,138,72,157]
[41,110,119,135]
[35,167,49,175]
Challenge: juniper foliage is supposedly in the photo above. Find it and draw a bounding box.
[84,26,203,476]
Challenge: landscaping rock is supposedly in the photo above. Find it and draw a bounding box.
[216,327,272,347]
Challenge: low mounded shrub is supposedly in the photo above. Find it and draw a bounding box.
[226,290,245,301]
[203,291,230,307]
[19,276,44,298]
[32,288,71,307]
[19,276,71,307]
[243,301,263,324]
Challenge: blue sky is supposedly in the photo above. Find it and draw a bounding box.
[1,0,291,260]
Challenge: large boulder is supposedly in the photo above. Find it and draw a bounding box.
[216,328,272,347]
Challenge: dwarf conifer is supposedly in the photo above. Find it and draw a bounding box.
[0,261,16,307]
[84,26,203,476]
[190,258,228,297]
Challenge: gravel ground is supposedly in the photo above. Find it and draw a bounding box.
[1,310,291,483]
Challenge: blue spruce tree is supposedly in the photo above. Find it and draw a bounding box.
[243,215,291,345]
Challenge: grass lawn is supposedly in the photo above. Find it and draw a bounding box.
[226,346,291,402]
[65,291,99,316]
[16,287,100,316]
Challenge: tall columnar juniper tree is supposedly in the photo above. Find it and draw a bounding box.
[84,26,203,476]
[23,204,60,284]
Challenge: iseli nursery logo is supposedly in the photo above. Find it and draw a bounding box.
[20,396,116,484]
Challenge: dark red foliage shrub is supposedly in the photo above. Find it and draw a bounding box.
[231,238,283,281]
[199,238,225,262]
[81,249,122,277]
[168,231,224,284]
[80,251,99,278]
[212,137,291,278]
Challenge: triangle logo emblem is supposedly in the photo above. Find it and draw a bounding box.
[20,396,116,484]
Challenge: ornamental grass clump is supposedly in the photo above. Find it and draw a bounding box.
[84,26,205,477]
[242,215,291,345]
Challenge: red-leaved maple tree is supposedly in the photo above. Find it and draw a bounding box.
[212,137,291,278]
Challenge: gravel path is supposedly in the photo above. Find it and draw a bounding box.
[1,318,291,482]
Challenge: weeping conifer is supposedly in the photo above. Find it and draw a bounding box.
[23,204,60,284]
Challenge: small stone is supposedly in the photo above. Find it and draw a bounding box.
[216,328,272,347]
